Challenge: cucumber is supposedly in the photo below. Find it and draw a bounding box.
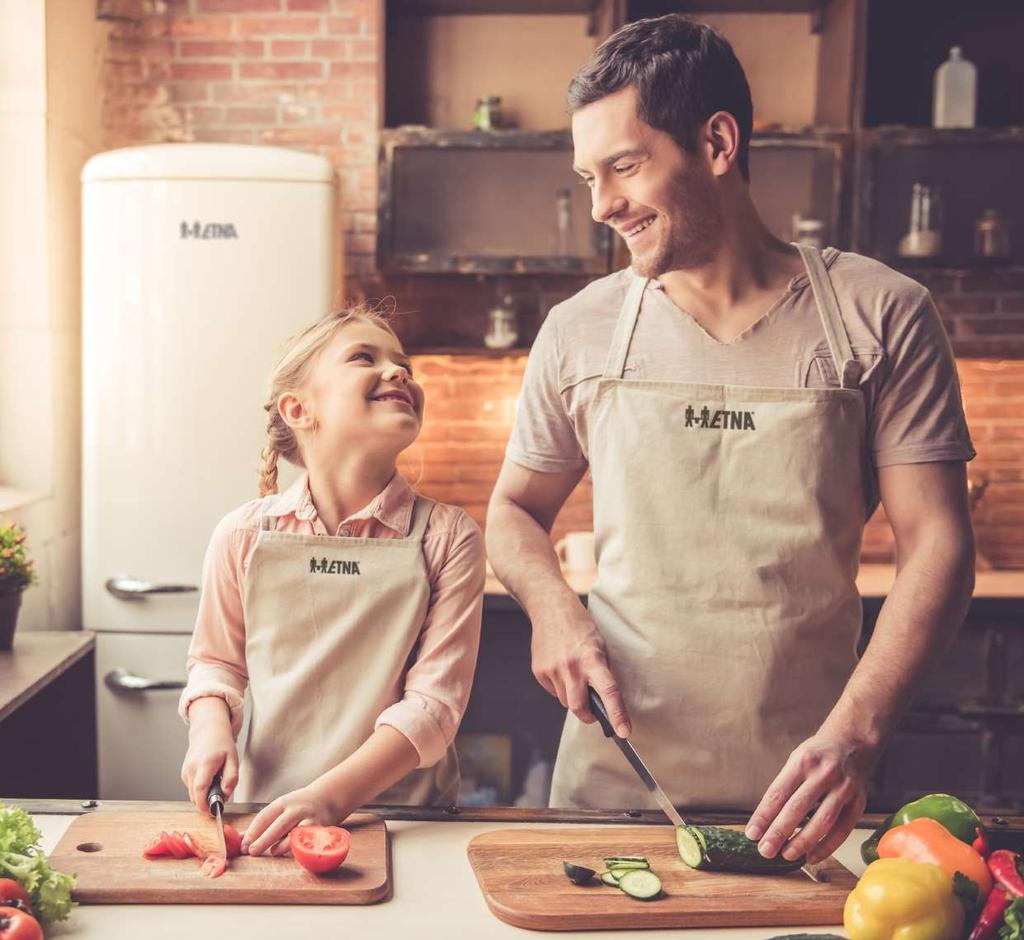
[676,825,805,874]
[600,872,619,886]
[603,855,649,865]
[562,861,595,885]
[618,868,663,900]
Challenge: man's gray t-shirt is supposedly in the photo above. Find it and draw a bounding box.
[507,248,975,512]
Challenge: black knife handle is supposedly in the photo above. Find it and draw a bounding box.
[587,687,616,739]
[207,772,225,813]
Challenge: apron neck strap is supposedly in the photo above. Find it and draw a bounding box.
[406,495,434,543]
[795,243,861,389]
[603,275,649,379]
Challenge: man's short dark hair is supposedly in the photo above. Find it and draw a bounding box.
[567,15,753,182]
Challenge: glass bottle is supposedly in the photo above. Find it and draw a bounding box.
[484,293,519,349]
[933,46,977,129]
[555,188,576,256]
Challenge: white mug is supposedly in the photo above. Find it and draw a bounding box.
[555,531,596,572]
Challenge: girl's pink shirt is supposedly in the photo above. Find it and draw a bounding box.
[179,471,485,768]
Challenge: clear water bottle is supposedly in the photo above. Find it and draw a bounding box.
[933,46,977,128]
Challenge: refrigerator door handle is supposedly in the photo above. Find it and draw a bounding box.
[104,668,187,693]
[105,577,199,600]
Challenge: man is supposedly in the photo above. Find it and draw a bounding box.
[486,15,975,866]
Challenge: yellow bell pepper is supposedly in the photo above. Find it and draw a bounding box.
[844,858,965,940]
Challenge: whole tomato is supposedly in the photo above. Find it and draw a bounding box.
[0,883,30,917]
[0,906,42,940]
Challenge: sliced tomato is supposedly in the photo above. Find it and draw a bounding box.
[200,854,226,879]
[0,907,42,940]
[289,825,351,875]
[223,822,243,859]
[142,835,170,860]
[0,882,32,917]
[181,832,205,860]
[160,831,192,860]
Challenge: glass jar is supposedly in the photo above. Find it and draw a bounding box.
[484,294,519,349]
[473,96,502,131]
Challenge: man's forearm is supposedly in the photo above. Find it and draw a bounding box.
[822,530,975,749]
[486,495,586,622]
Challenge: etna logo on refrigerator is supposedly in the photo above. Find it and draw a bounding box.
[179,221,239,239]
[309,557,361,576]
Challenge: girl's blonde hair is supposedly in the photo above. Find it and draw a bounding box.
[259,305,400,497]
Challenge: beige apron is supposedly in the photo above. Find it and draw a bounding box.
[549,245,869,811]
[235,494,460,806]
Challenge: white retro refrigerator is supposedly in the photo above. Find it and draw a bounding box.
[82,144,338,798]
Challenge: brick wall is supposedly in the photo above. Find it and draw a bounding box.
[98,2,1024,566]
[100,0,380,276]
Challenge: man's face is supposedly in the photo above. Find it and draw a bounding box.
[572,86,723,277]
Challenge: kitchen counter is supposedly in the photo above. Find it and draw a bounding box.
[485,563,1024,601]
[0,630,95,722]
[15,801,882,939]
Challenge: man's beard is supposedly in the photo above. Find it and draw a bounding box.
[628,172,723,277]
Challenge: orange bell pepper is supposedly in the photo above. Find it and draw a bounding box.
[878,816,992,897]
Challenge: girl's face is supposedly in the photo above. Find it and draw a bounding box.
[292,320,424,457]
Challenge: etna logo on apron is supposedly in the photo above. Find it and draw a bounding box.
[683,404,756,430]
[308,557,361,575]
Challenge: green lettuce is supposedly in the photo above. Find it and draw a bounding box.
[1000,899,1024,940]
[0,802,76,923]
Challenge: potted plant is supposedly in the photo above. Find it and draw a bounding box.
[0,520,37,650]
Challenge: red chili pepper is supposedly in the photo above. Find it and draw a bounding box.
[988,849,1024,899]
[973,827,991,859]
[968,886,1010,940]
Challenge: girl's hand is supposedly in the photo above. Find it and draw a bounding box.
[241,782,342,857]
[180,696,239,813]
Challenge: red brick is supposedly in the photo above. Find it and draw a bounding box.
[326,14,360,34]
[171,62,233,80]
[225,105,279,123]
[180,40,265,57]
[954,316,1024,337]
[999,295,1024,313]
[184,105,226,124]
[236,16,322,36]
[350,38,376,60]
[240,61,323,79]
[938,295,998,315]
[961,271,1024,293]
[271,40,307,55]
[212,81,299,102]
[311,38,347,56]
[167,82,212,102]
[259,126,341,145]
[167,16,234,38]
[197,0,281,12]
[282,102,318,122]
[329,61,377,79]
[109,37,175,61]
[288,0,329,9]
[194,127,258,143]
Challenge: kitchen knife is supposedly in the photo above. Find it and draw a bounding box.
[586,687,827,883]
[587,687,687,829]
[207,772,228,862]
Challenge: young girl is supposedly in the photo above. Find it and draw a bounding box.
[179,307,485,856]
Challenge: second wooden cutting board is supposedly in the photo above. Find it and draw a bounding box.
[49,810,390,905]
[467,824,856,931]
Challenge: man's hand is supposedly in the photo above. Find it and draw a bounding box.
[241,781,342,857]
[744,728,880,864]
[531,606,631,738]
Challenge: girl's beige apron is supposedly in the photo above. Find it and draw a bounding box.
[549,245,869,811]
[234,494,459,805]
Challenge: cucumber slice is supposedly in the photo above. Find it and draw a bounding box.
[603,858,649,871]
[562,861,596,885]
[618,868,662,900]
[676,825,804,874]
[600,872,619,886]
[603,855,649,864]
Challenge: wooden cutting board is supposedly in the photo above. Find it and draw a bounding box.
[467,825,856,931]
[49,811,389,905]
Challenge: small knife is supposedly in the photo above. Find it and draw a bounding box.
[207,772,228,862]
[586,687,826,883]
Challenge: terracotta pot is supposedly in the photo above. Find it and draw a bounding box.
[0,590,22,650]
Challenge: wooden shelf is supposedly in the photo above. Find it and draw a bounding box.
[863,126,1024,148]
